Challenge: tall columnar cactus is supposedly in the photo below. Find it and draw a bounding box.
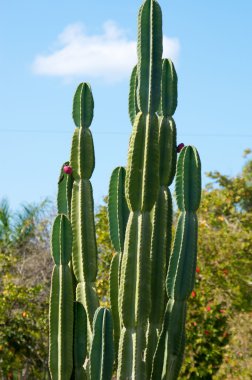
[145,58,177,379]
[70,83,99,339]
[151,146,201,380]
[90,307,114,380]
[49,0,201,379]
[49,214,74,380]
[117,0,163,378]
[108,167,129,362]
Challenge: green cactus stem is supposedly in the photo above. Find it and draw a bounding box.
[57,161,74,217]
[49,214,74,380]
[108,166,129,364]
[129,65,139,125]
[118,1,163,378]
[49,0,201,378]
[152,146,201,379]
[145,58,178,379]
[72,301,88,379]
[90,307,114,380]
[70,83,99,339]
[108,167,129,255]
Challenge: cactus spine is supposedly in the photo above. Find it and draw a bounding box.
[49,1,201,379]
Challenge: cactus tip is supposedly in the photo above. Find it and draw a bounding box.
[63,165,73,175]
[177,143,185,153]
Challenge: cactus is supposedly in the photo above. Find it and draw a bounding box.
[108,167,129,363]
[151,146,201,380]
[49,214,74,380]
[90,307,114,380]
[70,82,99,341]
[49,0,201,379]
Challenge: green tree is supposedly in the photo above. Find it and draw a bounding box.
[95,197,114,307]
[0,199,52,379]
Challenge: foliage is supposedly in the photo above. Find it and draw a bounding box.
[95,197,114,307]
[180,150,252,379]
[0,199,52,379]
[0,282,49,378]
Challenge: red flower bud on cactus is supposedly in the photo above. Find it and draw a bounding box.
[196,267,200,273]
[177,143,185,153]
[63,165,73,175]
[204,330,210,335]
[206,306,211,312]
[191,291,196,298]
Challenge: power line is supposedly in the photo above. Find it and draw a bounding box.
[0,129,251,138]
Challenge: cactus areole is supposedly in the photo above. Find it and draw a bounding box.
[48,1,201,379]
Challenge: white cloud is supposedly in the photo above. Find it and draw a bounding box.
[32,21,180,83]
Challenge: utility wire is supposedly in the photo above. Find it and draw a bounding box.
[0,129,251,137]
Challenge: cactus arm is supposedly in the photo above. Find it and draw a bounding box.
[129,65,140,125]
[137,0,163,114]
[71,180,97,283]
[125,113,160,212]
[73,83,94,129]
[146,56,178,378]
[159,117,177,187]
[129,65,139,124]
[167,211,198,300]
[70,83,99,339]
[109,253,120,363]
[152,146,201,379]
[108,166,129,363]
[150,300,186,380]
[117,327,133,379]
[118,211,152,379]
[49,214,74,380]
[90,307,114,380]
[145,187,172,378]
[108,167,129,254]
[159,59,178,118]
[73,301,87,378]
[119,212,152,329]
[175,146,201,212]
[57,161,74,216]
[70,128,95,181]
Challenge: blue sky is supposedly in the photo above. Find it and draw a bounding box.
[0,0,251,210]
